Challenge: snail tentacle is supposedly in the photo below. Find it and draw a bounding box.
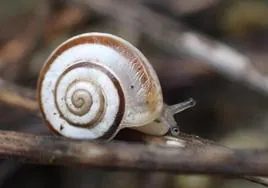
[169,98,196,114]
[37,32,195,141]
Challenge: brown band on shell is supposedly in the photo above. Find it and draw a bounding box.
[54,62,105,128]
[38,61,125,140]
[37,34,159,113]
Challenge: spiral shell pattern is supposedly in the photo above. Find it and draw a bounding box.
[37,32,163,140]
[38,60,124,140]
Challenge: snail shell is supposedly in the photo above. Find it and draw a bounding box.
[37,32,195,140]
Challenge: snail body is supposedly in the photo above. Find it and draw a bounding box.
[37,32,195,140]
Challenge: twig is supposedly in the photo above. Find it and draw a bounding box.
[162,133,268,187]
[141,0,220,15]
[0,79,38,114]
[245,176,268,187]
[0,0,268,184]
[70,0,268,97]
[0,78,267,186]
[0,130,267,177]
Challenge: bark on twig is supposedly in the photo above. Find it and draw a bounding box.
[0,130,268,177]
[0,78,267,186]
[245,176,268,187]
[0,0,268,185]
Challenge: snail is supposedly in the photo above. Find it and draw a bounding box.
[37,32,195,141]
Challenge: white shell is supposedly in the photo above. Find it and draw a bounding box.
[37,32,165,140]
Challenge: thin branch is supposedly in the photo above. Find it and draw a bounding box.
[245,176,268,187]
[0,130,268,177]
[141,0,220,15]
[0,79,38,114]
[159,133,268,187]
[70,0,268,97]
[0,78,267,186]
[0,0,265,184]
